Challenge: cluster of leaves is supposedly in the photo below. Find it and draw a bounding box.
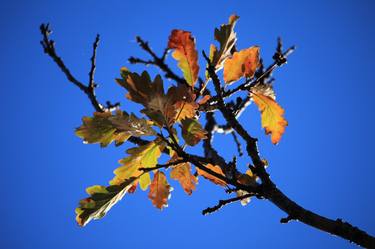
[75,15,287,227]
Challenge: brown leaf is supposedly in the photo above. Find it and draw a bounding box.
[148,171,172,209]
[116,69,164,107]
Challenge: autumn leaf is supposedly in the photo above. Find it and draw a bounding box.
[196,164,227,187]
[116,69,164,108]
[166,84,199,122]
[111,139,165,190]
[251,85,287,144]
[75,177,138,227]
[209,14,239,72]
[75,111,156,147]
[181,118,207,146]
[170,161,197,195]
[148,171,172,209]
[117,69,198,126]
[168,30,199,87]
[223,46,260,84]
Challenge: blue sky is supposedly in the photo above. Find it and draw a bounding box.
[0,0,374,248]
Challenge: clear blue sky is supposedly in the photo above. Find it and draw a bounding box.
[1,0,374,248]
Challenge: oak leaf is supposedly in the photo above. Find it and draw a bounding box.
[251,86,287,144]
[111,139,165,190]
[75,111,156,147]
[223,46,260,84]
[148,171,172,209]
[181,118,208,146]
[168,29,199,87]
[170,161,197,195]
[117,69,198,126]
[116,69,164,107]
[196,164,227,187]
[75,177,138,227]
[209,14,239,71]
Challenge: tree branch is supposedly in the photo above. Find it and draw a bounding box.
[203,49,375,248]
[40,23,119,113]
[202,194,253,215]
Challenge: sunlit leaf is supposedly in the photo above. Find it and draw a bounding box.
[116,69,164,107]
[210,14,239,71]
[181,118,207,146]
[111,139,165,190]
[223,46,260,84]
[168,30,199,86]
[196,164,227,187]
[148,171,172,209]
[170,161,197,195]
[75,111,156,147]
[117,69,198,126]
[75,177,138,227]
[251,85,287,144]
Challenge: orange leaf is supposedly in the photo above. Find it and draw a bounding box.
[223,47,260,84]
[170,162,197,195]
[196,164,227,187]
[148,171,172,209]
[168,30,199,87]
[251,91,287,144]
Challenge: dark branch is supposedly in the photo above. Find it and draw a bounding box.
[203,49,375,248]
[231,132,243,157]
[202,194,253,215]
[40,23,119,113]
[88,34,100,90]
[139,159,186,172]
[132,36,188,86]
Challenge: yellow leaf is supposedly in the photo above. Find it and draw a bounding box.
[110,139,165,190]
[196,164,227,187]
[148,171,172,209]
[251,91,287,144]
[170,162,197,195]
[168,29,199,86]
[223,46,260,84]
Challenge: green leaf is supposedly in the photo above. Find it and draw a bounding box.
[181,118,207,146]
[76,177,138,227]
[75,111,156,147]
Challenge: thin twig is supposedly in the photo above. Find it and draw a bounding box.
[202,194,253,215]
[139,159,186,172]
[39,23,119,112]
[231,132,243,157]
